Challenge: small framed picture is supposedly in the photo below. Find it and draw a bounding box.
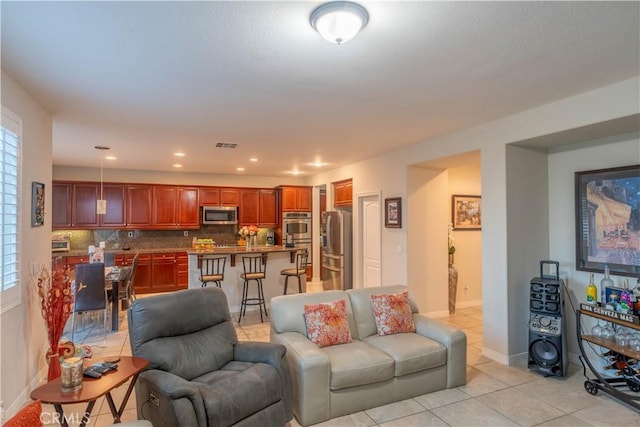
[32,181,45,227]
[385,197,401,228]
[452,195,481,230]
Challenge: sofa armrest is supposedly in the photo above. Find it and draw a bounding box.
[136,369,206,426]
[414,315,467,388]
[270,331,331,426]
[234,341,293,421]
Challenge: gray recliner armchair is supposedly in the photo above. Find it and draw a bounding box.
[128,287,293,427]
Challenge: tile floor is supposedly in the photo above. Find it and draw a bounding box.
[43,293,640,426]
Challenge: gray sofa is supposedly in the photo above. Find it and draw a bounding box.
[270,285,466,426]
[128,287,293,427]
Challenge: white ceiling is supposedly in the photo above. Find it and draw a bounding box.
[2,1,639,177]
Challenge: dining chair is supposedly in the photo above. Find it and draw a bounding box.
[280,250,309,295]
[239,253,268,323]
[71,263,108,342]
[198,255,227,288]
[119,253,139,306]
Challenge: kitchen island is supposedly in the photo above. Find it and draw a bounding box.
[187,245,305,315]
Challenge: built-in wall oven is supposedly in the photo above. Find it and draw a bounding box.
[282,212,312,243]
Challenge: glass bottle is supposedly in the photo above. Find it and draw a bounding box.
[586,273,598,305]
[601,264,614,306]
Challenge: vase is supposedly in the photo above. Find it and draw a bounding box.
[448,264,458,315]
[60,356,83,392]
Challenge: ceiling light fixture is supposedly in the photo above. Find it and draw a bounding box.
[310,1,369,45]
[95,145,110,215]
[174,152,185,157]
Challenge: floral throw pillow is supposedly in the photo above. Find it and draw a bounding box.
[370,291,416,336]
[304,299,352,347]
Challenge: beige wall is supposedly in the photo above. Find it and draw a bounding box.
[1,70,53,417]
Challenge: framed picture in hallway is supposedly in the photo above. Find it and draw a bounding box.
[385,197,401,228]
[575,164,640,277]
[31,181,45,227]
[452,195,481,230]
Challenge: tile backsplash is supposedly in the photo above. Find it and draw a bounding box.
[53,225,275,252]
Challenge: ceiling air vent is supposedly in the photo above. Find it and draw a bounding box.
[215,142,238,149]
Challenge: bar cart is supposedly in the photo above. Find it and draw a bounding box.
[577,303,640,411]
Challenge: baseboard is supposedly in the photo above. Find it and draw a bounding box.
[3,366,47,421]
[482,346,510,365]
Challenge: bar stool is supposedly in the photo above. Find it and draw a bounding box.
[198,255,227,288]
[238,253,268,323]
[281,250,309,295]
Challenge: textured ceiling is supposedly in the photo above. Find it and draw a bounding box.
[2,1,639,176]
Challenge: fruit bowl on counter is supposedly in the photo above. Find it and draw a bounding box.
[192,238,215,250]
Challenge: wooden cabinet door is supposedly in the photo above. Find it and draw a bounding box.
[220,188,240,206]
[297,187,312,211]
[239,189,260,225]
[281,187,298,212]
[73,183,100,227]
[52,183,73,228]
[132,254,152,294]
[151,253,177,292]
[152,186,177,226]
[127,185,153,227]
[176,252,189,290]
[199,187,220,205]
[64,255,90,270]
[177,187,199,226]
[99,184,127,227]
[259,189,278,227]
[333,179,353,207]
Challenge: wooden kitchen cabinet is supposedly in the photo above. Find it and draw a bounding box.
[127,185,153,228]
[150,253,178,293]
[280,186,312,212]
[153,186,199,228]
[259,189,278,227]
[239,189,260,225]
[99,184,127,227]
[132,254,152,294]
[72,183,100,228]
[176,252,189,289]
[333,178,353,207]
[199,187,240,207]
[52,183,73,228]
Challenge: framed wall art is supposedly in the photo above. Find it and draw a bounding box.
[575,164,640,277]
[385,197,401,228]
[32,181,45,227]
[452,195,481,230]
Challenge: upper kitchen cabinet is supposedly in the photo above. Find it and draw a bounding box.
[52,182,126,229]
[52,183,72,228]
[152,185,199,228]
[333,178,353,208]
[127,184,153,228]
[280,186,312,212]
[259,189,278,227]
[199,187,240,206]
[238,188,278,226]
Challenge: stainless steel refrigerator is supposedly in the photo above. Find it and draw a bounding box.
[321,211,352,290]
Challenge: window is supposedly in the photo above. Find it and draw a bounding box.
[1,107,21,313]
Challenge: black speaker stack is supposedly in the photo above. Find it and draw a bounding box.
[528,260,568,377]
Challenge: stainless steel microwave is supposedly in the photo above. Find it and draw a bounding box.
[202,206,238,225]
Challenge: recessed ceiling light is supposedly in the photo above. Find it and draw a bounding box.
[249,157,258,162]
[236,167,245,172]
[172,164,183,168]
[289,170,302,176]
[105,156,117,160]
[174,152,185,157]
[311,161,327,167]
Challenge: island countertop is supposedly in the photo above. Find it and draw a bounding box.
[186,245,299,256]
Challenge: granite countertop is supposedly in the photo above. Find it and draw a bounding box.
[56,245,300,257]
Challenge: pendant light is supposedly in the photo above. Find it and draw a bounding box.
[310,1,369,45]
[95,146,110,215]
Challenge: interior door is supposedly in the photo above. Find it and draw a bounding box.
[360,194,381,288]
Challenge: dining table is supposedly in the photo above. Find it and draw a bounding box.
[104,266,131,331]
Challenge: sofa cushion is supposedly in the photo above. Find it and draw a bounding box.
[364,333,447,376]
[195,362,282,426]
[347,285,419,339]
[304,299,352,348]
[370,291,416,336]
[322,340,394,390]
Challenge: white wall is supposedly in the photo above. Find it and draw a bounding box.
[1,70,53,418]
[548,133,640,362]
